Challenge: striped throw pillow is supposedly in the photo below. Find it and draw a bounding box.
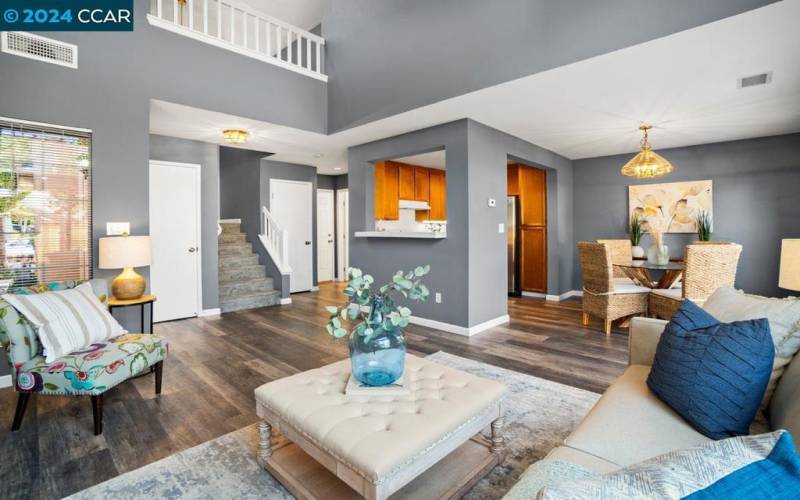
[2,282,126,363]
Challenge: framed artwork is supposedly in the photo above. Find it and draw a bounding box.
[628,180,712,233]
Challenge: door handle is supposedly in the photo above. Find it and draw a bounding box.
[304,241,311,245]
[188,247,197,253]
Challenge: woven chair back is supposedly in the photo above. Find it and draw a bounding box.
[683,243,743,300]
[579,241,614,294]
[597,239,632,279]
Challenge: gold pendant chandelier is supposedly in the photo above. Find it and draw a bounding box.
[620,124,673,179]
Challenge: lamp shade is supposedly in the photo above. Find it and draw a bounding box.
[99,235,152,269]
[779,239,800,292]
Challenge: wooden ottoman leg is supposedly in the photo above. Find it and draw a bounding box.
[582,312,589,326]
[490,417,505,457]
[257,420,272,467]
[91,395,104,436]
[154,361,163,395]
[11,393,31,431]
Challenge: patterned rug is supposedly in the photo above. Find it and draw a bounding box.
[68,352,600,500]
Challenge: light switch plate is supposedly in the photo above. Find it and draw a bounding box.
[106,222,130,236]
[435,292,442,304]
[498,223,505,234]
[487,198,496,207]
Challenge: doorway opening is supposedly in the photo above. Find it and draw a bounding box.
[507,160,547,297]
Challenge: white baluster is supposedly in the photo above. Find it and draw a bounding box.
[255,17,260,52]
[316,41,321,73]
[188,0,194,30]
[203,0,208,34]
[217,0,222,39]
[157,0,163,18]
[230,5,235,44]
[305,36,311,70]
[173,0,178,23]
[243,12,248,49]
[266,22,272,56]
[288,30,293,64]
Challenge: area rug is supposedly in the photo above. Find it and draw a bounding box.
[68,352,600,500]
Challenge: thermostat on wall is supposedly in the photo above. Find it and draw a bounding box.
[106,222,130,236]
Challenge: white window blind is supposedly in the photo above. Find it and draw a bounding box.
[0,119,92,289]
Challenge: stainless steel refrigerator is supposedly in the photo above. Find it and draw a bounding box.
[507,196,521,296]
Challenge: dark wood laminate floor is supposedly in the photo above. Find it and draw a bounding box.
[0,283,629,499]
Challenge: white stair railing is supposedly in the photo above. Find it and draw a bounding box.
[260,206,291,275]
[147,0,326,81]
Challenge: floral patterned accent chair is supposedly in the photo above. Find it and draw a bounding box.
[0,279,168,435]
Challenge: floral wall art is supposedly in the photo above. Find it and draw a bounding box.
[628,180,713,234]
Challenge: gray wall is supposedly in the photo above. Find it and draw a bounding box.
[348,119,573,328]
[323,0,775,132]
[261,160,320,296]
[149,135,220,310]
[0,0,326,292]
[573,133,800,297]
[467,121,574,323]
[349,121,470,326]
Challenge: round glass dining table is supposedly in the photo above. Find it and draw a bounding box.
[614,260,684,289]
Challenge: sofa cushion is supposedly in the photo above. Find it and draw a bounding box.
[647,300,774,439]
[703,286,800,408]
[538,430,800,500]
[564,365,711,467]
[14,333,168,396]
[2,282,125,363]
[546,446,619,474]
[770,352,800,450]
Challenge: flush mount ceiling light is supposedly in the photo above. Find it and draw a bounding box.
[620,124,673,179]
[223,129,249,144]
[313,153,324,158]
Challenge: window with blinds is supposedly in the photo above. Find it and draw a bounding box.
[0,119,92,290]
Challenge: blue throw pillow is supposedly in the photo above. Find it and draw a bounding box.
[647,300,774,439]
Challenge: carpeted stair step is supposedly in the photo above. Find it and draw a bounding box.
[219,254,259,269]
[218,232,247,244]
[219,277,275,297]
[217,242,254,256]
[219,222,243,234]
[218,264,267,281]
[220,290,282,313]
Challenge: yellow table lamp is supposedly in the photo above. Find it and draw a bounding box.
[779,239,800,293]
[99,235,152,300]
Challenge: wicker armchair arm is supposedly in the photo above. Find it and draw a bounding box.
[628,317,668,366]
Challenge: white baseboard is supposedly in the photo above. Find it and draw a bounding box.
[311,286,320,291]
[199,308,221,317]
[521,290,582,302]
[0,374,11,389]
[219,218,241,223]
[280,297,292,305]
[409,314,509,337]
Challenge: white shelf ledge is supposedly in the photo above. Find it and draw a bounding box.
[354,231,446,239]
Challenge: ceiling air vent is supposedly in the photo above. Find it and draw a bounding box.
[738,72,772,88]
[1,31,78,69]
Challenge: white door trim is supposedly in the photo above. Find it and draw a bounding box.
[336,188,349,281]
[317,188,335,282]
[149,160,203,320]
[269,178,314,293]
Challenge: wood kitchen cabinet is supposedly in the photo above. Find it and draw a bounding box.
[428,170,447,221]
[414,167,430,202]
[397,163,415,200]
[508,163,547,293]
[374,161,399,220]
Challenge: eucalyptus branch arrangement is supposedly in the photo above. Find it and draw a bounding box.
[696,210,712,241]
[325,266,431,342]
[629,214,644,246]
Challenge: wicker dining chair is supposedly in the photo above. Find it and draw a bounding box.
[578,242,650,335]
[596,239,633,281]
[649,243,743,320]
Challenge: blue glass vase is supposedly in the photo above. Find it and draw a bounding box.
[348,297,406,386]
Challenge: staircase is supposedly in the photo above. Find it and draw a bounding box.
[218,221,281,313]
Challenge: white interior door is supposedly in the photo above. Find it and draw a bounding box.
[317,189,335,282]
[270,179,313,293]
[336,189,349,281]
[149,160,202,322]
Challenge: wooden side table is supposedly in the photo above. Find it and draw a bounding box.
[108,295,156,333]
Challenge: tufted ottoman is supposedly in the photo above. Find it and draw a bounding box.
[254,354,507,500]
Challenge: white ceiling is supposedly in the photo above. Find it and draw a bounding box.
[392,150,446,170]
[238,0,326,31]
[149,0,800,174]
